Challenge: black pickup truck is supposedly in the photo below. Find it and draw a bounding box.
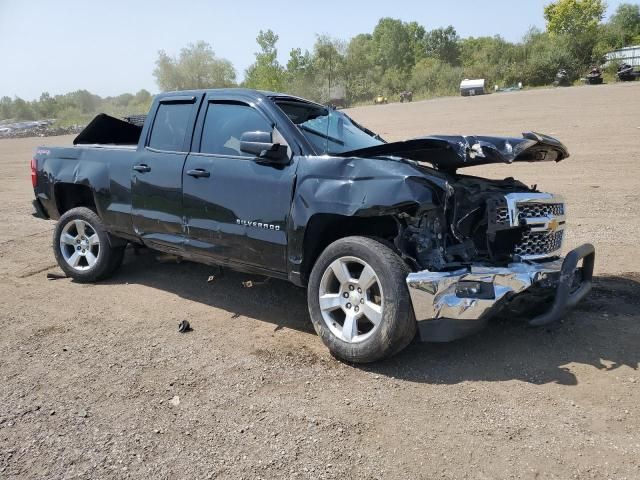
[31,89,595,362]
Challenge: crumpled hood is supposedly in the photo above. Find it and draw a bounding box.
[338,132,569,172]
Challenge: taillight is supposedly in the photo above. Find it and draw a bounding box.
[30,158,37,188]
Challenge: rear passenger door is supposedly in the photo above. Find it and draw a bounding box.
[182,95,297,273]
[131,95,200,252]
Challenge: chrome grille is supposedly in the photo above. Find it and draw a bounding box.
[498,193,566,260]
[514,230,564,257]
[495,207,510,224]
[518,203,564,219]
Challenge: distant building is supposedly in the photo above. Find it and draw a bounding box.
[604,45,640,67]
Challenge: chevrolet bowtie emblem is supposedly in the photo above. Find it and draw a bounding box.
[548,218,560,232]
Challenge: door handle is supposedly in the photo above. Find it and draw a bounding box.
[186,169,210,178]
[133,164,151,173]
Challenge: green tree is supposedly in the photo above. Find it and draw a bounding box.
[379,67,410,94]
[311,36,346,83]
[544,0,606,70]
[154,41,236,91]
[0,96,13,120]
[410,58,462,97]
[405,21,427,63]
[243,30,286,91]
[607,3,640,47]
[133,89,152,106]
[66,90,101,114]
[35,92,57,118]
[544,0,606,36]
[114,93,135,107]
[372,18,414,72]
[424,26,461,66]
[521,29,576,85]
[286,48,310,74]
[460,35,519,84]
[285,48,317,99]
[12,97,35,120]
[345,33,378,101]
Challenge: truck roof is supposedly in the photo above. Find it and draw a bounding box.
[156,88,321,106]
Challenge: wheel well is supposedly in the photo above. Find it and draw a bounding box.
[54,183,96,215]
[300,214,399,283]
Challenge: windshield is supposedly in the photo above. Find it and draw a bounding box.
[274,99,384,155]
[299,110,384,154]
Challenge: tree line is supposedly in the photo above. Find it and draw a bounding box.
[154,0,640,103]
[0,89,153,126]
[2,0,639,123]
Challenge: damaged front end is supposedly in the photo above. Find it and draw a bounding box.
[399,181,595,341]
[298,128,594,341]
[379,136,595,342]
[340,131,570,172]
[406,245,594,341]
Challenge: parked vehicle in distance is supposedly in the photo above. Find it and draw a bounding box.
[399,91,413,103]
[374,94,388,104]
[327,99,347,109]
[553,69,571,87]
[328,84,347,109]
[31,89,595,363]
[494,82,523,93]
[617,63,640,81]
[460,79,486,96]
[585,66,603,85]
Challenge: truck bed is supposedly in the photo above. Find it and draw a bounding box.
[73,113,143,146]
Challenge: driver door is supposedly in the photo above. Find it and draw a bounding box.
[182,96,297,273]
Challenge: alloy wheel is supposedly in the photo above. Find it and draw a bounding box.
[59,219,101,271]
[318,256,384,343]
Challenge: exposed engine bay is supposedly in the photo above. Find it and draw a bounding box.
[397,174,566,272]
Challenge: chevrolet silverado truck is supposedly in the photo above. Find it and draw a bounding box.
[31,89,595,363]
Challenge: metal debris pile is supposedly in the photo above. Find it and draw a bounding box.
[0,120,84,139]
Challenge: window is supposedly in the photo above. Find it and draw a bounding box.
[148,102,193,151]
[200,103,272,156]
[275,100,383,155]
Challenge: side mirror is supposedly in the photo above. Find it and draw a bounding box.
[240,131,289,164]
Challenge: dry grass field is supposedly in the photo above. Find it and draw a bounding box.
[1,82,639,479]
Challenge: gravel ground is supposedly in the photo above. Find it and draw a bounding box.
[1,83,639,479]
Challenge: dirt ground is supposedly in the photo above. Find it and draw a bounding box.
[1,83,639,479]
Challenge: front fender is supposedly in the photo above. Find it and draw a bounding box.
[287,155,449,283]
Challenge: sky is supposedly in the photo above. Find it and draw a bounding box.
[0,0,630,100]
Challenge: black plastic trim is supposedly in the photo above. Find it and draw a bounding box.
[31,198,49,219]
[528,243,595,326]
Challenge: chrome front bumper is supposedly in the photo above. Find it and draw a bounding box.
[406,244,595,342]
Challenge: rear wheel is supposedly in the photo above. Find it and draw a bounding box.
[53,207,125,282]
[307,236,416,363]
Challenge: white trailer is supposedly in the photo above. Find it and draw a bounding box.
[460,79,486,97]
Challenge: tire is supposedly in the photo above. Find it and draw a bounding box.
[53,207,126,282]
[307,236,416,363]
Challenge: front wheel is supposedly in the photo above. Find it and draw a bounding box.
[307,236,416,363]
[53,207,125,282]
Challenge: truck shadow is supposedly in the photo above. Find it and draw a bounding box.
[108,249,639,386]
[107,248,315,334]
